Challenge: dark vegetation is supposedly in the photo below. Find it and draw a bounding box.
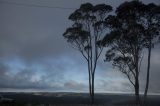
[0,92,160,106]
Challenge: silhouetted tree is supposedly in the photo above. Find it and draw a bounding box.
[101,1,147,103]
[63,3,112,103]
[143,4,160,99]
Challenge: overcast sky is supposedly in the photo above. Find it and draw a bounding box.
[0,0,160,93]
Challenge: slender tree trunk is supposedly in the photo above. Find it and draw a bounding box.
[87,48,92,99]
[88,68,92,104]
[135,48,140,104]
[135,76,140,104]
[89,70,92,96]
[91,73,95,104]
[144,40,152,99]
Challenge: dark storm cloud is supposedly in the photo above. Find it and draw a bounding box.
[0,4,71,61]
[0,0,159,61]
[0,0,159,93]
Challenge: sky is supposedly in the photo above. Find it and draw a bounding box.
[0,0,160,93]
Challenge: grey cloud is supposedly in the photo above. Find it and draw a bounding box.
[64,80,87,91]
[0,64,41,89]
[95,70,134,92]
[0,1,72,62]
[0,62,62,90]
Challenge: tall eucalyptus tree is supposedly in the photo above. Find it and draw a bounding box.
[63,3,112,103]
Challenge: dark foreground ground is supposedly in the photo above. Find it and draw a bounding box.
[0,92,160,106]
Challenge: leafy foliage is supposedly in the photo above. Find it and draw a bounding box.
[101,1,160,102]
[100,2,151,102]
[63,3,112,103]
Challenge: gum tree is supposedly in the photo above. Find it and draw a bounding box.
[101,1,146,103]
[63,3,112,103]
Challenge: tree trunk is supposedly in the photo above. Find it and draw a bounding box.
[144,40,152,99]
[135,77,140,104]
[135,48,140,104]
[91,73,95,104]
[89,71,92,97]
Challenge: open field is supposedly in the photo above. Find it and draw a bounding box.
[0,92,160,106]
